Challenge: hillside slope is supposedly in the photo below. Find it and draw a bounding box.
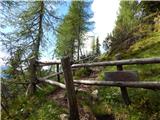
[126,32,160,58]
[95,32,160,120]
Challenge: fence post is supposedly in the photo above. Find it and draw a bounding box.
[115,53,131,105]
[28,57,37,95]
[61,56,79,120]
[56,64,60,82]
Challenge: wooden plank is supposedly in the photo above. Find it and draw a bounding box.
[71,57,160,68]
[61,56,79,120]
[115,53,131,105]
[73,80,160,89]
[105,71,139,81]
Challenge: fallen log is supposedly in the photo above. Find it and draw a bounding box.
[74,80,160,90]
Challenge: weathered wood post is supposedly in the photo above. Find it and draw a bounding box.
[61,56,79,120]
[56,63,60,82]
[115,53,131,105]
[28,57,37,95]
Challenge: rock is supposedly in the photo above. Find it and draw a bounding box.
[91,89,98,100]
[90,89,99,105]
[59,113,68,120]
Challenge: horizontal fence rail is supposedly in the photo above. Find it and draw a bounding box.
[37,60,61,66]
[74,80,160,90]
[37,54,99,66]
[37,78,160,90]
[37,57,160,67]
[72,57,160,68]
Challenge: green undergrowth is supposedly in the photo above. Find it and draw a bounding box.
[92,87,160,120]
[74,67,92,79]
[94,32,160,119]
[1,85,66,120]
[125,32,160,58]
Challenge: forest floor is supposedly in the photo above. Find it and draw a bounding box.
[46,70,116,120]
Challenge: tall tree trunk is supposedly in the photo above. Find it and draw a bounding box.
[77,25,80,61]
[29,1,44,95]
[35,1,44,60]
[70,38,75,61]
[77,38,80,61]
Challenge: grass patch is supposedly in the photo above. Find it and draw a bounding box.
[126,32,160,58]
[96,87,160,120]
[1,85,66,120]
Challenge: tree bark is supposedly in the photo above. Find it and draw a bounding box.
[61,56,79,120]
[34,1,44,60]
[28,57,37,95]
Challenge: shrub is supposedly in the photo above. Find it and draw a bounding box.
[74,67,92,78]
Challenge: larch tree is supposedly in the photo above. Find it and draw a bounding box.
[103,1,140,53]
[0,1,62,94]
[103,1,160,54]
[55,15,76,60]
[55,0,94,61]
[96,37,100,55]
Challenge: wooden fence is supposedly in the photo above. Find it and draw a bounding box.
[29,55,160,120]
